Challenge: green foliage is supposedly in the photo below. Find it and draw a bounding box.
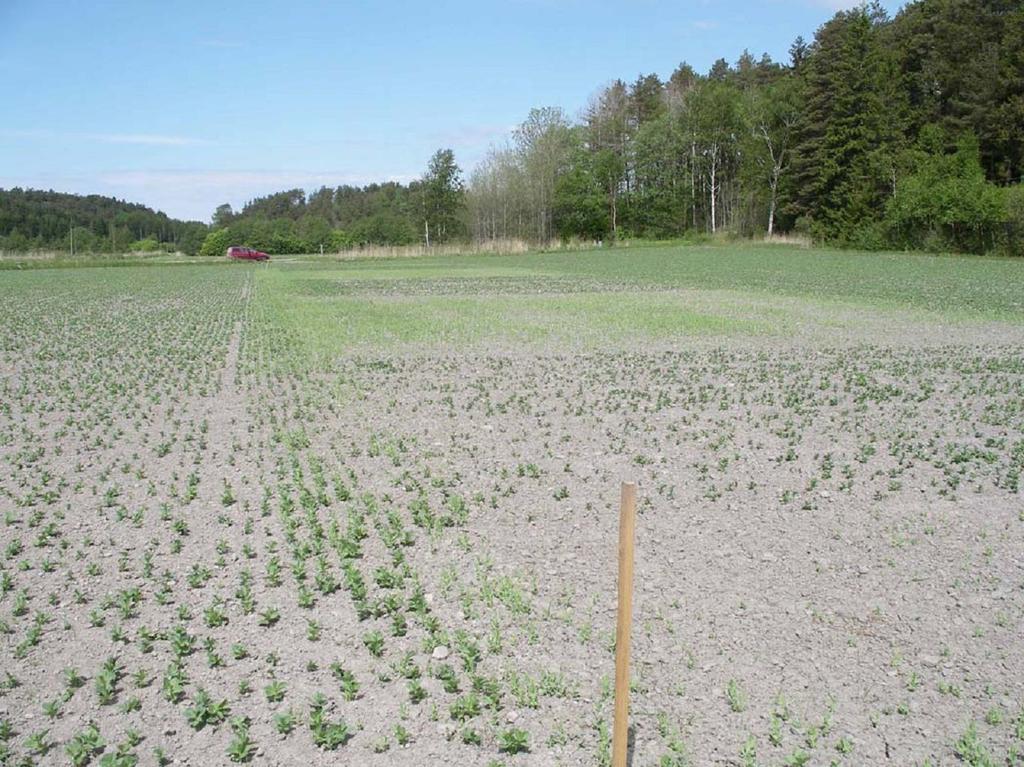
[450,693,481,722]
[497,727,530,754]
[201,184,425,254]
[348,212,418,246]
[554,139,610,241]
[66,724,104,766]
[128,238,161,253]
[226,719,257,763]
[184,689,230,730]
[0,189,207,255]
[199,228,233,258]
[470,0,1022,253]
[1002,184,1024,255]
[789,4,900,244]
[422,148,465,244]
[954,721,995,766]
[308,696,350,750]
[885,132,1007,253]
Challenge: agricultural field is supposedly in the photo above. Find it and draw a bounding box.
[1,243,1023,767]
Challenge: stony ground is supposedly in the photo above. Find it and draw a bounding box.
[0,258,1022,767]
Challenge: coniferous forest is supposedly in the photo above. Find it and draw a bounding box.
[2,0,1022,256]
[0,189,208,256]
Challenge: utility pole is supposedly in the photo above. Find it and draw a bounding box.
[70,225,75,257]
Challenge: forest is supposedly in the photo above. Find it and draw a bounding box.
[0,189,207,255]
[470,0,1023,253]
[1,0,1021,256]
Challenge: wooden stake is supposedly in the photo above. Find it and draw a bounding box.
[612,481,637,767]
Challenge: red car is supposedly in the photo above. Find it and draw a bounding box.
[226,246,269,261]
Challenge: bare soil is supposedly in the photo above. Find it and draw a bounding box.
[0,270,1022,767]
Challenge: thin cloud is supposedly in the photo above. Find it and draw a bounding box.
[692,20,719,30]
[90,133,208,146]
[430,124,515,148]
[0,128,209,146]
[97,169,416,189]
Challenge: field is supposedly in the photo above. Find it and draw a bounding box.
[1,242,1023,767]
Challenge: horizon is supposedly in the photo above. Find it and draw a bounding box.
[1,0,902,223]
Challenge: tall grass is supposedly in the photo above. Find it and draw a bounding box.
[296,238,618,262]
[761,233,813,247]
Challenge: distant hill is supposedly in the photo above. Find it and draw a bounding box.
[0,188,208,255]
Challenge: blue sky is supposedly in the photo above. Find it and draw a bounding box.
[0,0,902,222]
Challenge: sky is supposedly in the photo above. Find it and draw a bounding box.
[0,0,903,222]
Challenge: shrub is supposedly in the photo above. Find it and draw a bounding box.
[885,134,1006,254]
[199,228,232,258]
[128,238,161,253]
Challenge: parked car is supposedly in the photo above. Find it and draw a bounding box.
[226,246,269,261]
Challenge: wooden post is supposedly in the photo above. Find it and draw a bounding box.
[613,481,637,767]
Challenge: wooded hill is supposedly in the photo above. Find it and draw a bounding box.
[0,189,207,255]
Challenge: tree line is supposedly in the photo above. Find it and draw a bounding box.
[469,0,1023,253]
[0,149,465,257]
[197,0,1024,255]
[2,0,1021,257]
[197,149,465,256]
[0,189,207,255]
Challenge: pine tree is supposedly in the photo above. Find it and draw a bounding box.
[788,4,901,243]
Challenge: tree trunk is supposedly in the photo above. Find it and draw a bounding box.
[610,186,617,237]
[709,158,717,234]
[690,141,697,230]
